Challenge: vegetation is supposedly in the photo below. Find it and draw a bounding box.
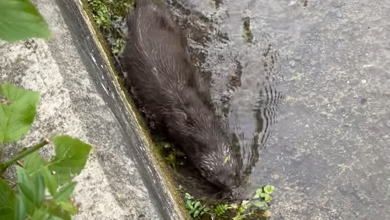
[0,1,92,220]
[86,0,134,55]
[183,185,274,219]
[0,0,51,42]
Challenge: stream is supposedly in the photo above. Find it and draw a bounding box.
[167,0,390,219]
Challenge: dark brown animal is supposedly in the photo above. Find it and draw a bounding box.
[121,0,241,193]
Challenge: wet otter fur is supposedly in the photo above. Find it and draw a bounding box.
[121,0,241,194]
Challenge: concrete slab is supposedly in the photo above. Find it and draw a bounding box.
[0,0,187,219]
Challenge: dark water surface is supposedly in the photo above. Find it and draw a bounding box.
[167,0,390,219]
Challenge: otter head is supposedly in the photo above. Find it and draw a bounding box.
[166,93,242,192]
[196,144,242,193]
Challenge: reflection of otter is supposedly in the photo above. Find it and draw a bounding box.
[227,44,283,180]
[121,0,241,194]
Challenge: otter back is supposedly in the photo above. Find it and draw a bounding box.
[122,0,242,195]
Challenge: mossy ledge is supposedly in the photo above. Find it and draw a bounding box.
[67,0,191,219]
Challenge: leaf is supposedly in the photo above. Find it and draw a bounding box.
[14,195,27,220]
[45,200,71,220]
[0,83,40,144]
[57,200,78,215]
[16,166,45,214]
[193,201,200,209]
[193,210,200,217]
[16,166,35,215]
[250,200,267,209]
[263,185,274,195]
[48,135,92,185]
[0,178,16,220]
[31,172,45,208]
[53,182,77,202]
[47,216,65,220]
[0,0,51,42]
[186,200,193,210]
[40,167,58,196]
[255,188,263,197]
[184,193,192,200]
[260,193,268,199]
[24,150,47,174]
[30,207,49,220]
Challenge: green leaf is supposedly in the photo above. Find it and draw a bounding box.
[193,201,200,209]
[57,200,78,215]
[45,200,71,220]
[53,182,77,202]
[16,166,35,215]
[31,172,45,208]
[0,178,16,220]
[15,195,27,220]
[186,200,193,209]
[255,188,263,197]
[193,210,200,217]
[264,195,272,203]
[260,193,268,199]
[40,167,58,196]
[0,0,51,42]
[48,135,92,185]
[30,207,49,220]
[250,200,267,209]
[24,150,47,174]
[47,216,65,220]
[16,166,45,213]
[237,205,246,214]
[184,193,192,200]
[263,185,274,195]
[0,83,40,144]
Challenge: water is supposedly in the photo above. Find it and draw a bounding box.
[167,0,390,219]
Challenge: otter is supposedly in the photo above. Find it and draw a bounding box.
[121,0,241,194]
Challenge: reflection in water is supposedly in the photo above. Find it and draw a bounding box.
[158,0,285,199]
[226,42,284,182]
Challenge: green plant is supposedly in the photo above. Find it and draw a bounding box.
[231,185,275,219]
[1,2,92,219]
[184,193,210,218]
[183,185,275,219]
[214,204,229,216]
[0,0,51,42]
[253,185,274,205]
[0,83,92,220]
[86,0,134,55]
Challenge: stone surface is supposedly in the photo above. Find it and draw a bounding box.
[0,0,186,219]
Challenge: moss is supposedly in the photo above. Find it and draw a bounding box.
[86,0,134,56]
